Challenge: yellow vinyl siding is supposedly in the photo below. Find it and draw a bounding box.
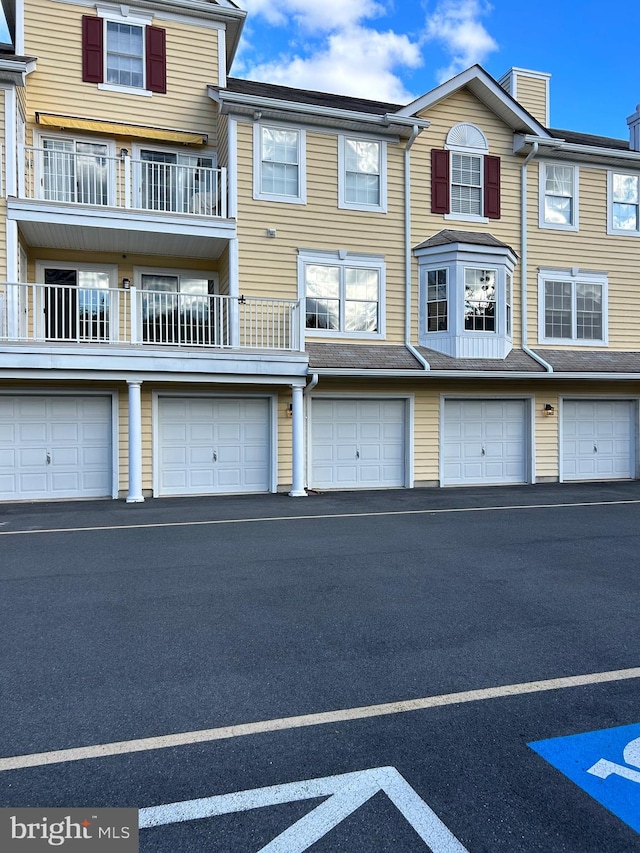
[410,87,524,345]
[514,75,548,125]
[528,163,639,351]
[24,0,219,145]
[235,121,407,342]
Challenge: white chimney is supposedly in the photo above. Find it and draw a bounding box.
[628,105,640,152]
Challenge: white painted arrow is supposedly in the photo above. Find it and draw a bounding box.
[139,766,469,852]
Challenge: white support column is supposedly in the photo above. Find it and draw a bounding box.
[126,380,144,503]
[289,384,307,497]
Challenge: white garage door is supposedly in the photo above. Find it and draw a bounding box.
[562,400,635,481]
[443,399,528,486]
[0,395,112,501]
[310,398,406,489]
[157,397,271,496]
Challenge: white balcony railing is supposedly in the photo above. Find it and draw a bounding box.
[21,147,228,218]
[0,283,303,351]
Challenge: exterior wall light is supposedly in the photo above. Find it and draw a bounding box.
[122,278,131,289]
[286,403,293,418]
[543,403,555,416]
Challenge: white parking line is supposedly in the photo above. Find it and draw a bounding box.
[1,498,639,537]
[1,666,639,772]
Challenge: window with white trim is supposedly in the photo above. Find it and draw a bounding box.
[39,135,113,205]
[106,20,144,88]
[540,162,578,230]
[254,124,306,203]
[538,270,607,345]
[464,268,496,332]
[426,269,448,332]
[338,136,386,211]
[299,251,384,338]
[608,172,640,234]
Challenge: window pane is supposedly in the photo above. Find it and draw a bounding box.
[544,195,573,225]
[345,267,379,301]
[262,128,299,164]
[613,173,639,203]
[106,21,144,88]
[544,166,574,225]
[576,283,602,340]
[613,202,639,231]
[305,265,340,299]
[452,185,481,216]
[464,269,496,332]
[545,166,573,196]
[544,280,572,338]
[345,301,377,332]
[345,140,380,205]
[451,153,482,215]
[306,298,339,330]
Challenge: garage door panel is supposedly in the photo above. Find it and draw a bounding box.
[443,399,527,486]
[19,423,47,442]
[157,397,270,496]
[563,400,634,482]
[310,399,406,490]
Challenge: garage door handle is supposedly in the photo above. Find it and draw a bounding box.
[46,451,51,465]
[481,447,486,456]
[594,444,598,453]
[355,449,360,459]
[212,451,217,462]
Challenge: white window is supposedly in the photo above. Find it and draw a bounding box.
[451,153,482,216]
[538,270,607,345]
[608,172,640,235]
[426,269,448,332]
[299,251,384,338]
[443,123,492,224]
[254,124,306,204]
[98,8,153,95]
[134,267,219,345]
[540,163,578,230]
[464,268,496,333]
[506,272,512,336]
[338,137,386,212]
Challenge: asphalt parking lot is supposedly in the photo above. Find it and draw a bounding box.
[1,482,640,852]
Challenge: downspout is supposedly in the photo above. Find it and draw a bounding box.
[521,141,553,372]
[304,373,319,396]
[405,125,430,369]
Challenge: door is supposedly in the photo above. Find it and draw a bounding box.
[0,395,113,501]
[310,398,406,489]
[43,268,111,342]
[157,396,271,495]
[562,400,635,481]
[443,399,528,486]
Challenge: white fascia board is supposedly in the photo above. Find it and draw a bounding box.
[516,133,640,165]
[211,87,430,135]
[397,65,550,137]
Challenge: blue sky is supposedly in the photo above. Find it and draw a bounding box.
[234,0,638,140]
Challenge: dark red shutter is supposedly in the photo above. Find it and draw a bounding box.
[484,155,501,219]
[146,26,166,93]
[82,15,103,83]
[431,149,450,214]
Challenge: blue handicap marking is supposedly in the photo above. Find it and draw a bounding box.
[528,722,640,834]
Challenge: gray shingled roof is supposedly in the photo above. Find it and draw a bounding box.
[417,347,547,372]
[533,350,640,373]
[414,230,517,254]
[549,128,629,151]
[225,77,402,116]
[306,343,423,371]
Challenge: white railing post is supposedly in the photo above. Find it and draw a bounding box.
[129,286,140,344]
[220,167,227,218]
[123,154,132,209]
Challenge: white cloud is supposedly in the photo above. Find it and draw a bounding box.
[242,25,422,103]
[425,0,498,83]
[239,0,386,32]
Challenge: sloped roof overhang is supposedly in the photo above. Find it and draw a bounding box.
[396,65,552,137]
[514,134,640,169]
[210,86,430,138]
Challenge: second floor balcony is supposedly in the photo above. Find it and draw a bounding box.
[0,282,304,355]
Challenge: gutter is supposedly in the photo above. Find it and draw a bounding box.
[516,134,640,164]
[404,124,430,370]
[211,88,431,135]
[520,141,553,373]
